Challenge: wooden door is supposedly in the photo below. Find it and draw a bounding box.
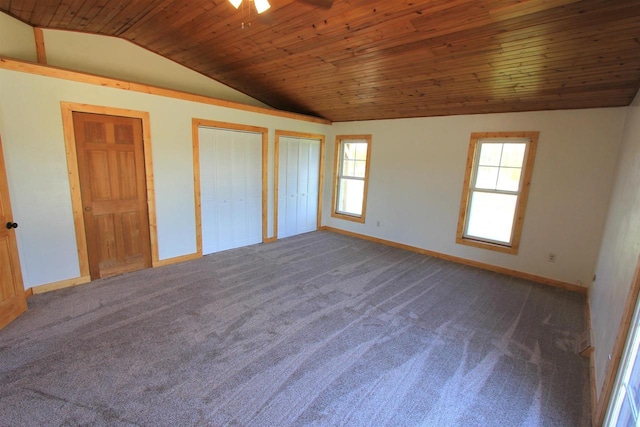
[0,136,27,330]
[73,112,152,279]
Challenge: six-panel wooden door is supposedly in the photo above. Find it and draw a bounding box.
[73,112,152,279]
[0,135,27,330]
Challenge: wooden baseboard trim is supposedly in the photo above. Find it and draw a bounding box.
[263,237,277,244]
[320,226,587,294]
[585,298,598,425]
[153,252,201,268]
[30,275,91,295]
[24,287,34,299]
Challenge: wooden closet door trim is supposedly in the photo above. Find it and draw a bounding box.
[61,102,159,277]
[192,119,268,255]
[274,130,325,239]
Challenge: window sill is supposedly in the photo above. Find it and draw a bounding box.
[455,236,519,255]
[332,211,366,224]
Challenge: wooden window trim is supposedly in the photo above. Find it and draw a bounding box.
[456,131,539,255]
[331,134,372,224]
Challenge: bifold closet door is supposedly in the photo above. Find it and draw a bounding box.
[278,137,320,239]
[199,127,262,255]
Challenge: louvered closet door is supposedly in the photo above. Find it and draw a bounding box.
[199,127,262,255]
[278,137,320,239]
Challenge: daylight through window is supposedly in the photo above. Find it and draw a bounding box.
[332,135,372,223]
[456,132,538,254]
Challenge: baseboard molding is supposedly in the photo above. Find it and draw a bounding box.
[153,252,201,268]
[585,298,598,425]
[264,237,277,244]
[26,253,202,296]
[321,226,587,294]
[30,275,91,295]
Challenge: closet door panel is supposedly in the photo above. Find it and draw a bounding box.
[200,127,262,254]
[277,136,321,239]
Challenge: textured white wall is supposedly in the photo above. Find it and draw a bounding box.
[325,109,626,287]
[0,68,329,288]
[0,12,37,62]
[591,91,640,398]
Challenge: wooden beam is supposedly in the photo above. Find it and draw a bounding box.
[33,28,47,64]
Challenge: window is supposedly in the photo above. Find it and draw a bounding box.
[331,135,372,223]
[607,315,640,427]
[456,132,538,254]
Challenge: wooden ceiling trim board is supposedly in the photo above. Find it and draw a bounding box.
[0,57,331,124]
[1,0,638,121]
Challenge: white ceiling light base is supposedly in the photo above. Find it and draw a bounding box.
[229,0,270,14]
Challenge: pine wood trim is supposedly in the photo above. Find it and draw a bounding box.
[30,275,91,294]
[191,119,203,256]
[192,119,269,253]
[595,254,640,425]
[24,288,34,299]
[273,130,326,239]
[262,130,268,242]
[331,134,372,224]
[33,28,47,64]
[320,226,588,294]
[60,102,160,277]
[263,237,277,244]
[456,131,539,255]
[153,252,201,268]
[586,298,598,425]
[0,133,27,328]
[0,57,331,125]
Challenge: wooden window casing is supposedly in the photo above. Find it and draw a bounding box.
[456,131,539,254]
[331,135,372,223]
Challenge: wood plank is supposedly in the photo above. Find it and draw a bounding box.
[2,0,639,121]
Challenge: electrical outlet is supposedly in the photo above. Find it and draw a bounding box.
[547,252,557,263]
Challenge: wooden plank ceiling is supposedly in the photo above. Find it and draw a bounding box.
[2,0,639,122]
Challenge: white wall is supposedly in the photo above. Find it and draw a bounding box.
[41,29,271,109]
[326,109,626,287]
[591,91,640,398]
[0,12,36,62]
[0,68,329,288]
[0,11,269,109]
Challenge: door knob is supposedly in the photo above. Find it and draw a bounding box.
[6,222,18,229]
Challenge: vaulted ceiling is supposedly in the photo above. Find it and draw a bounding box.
[2,0,639,122]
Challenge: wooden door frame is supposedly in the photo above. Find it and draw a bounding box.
[192,119,268,256]
[274,130,325,239]
[0,133,27,329]
[596,254,640,425]
[60,102,159,279]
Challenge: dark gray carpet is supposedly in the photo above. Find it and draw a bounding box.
[0,231,590,426]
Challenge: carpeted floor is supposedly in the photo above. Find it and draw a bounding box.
[0,231,590,426]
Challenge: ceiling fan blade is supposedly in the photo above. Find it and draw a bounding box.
[297,0,333,8]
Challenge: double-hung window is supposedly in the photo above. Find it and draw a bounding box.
[456,132,538,254]
[331,135,372,223]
